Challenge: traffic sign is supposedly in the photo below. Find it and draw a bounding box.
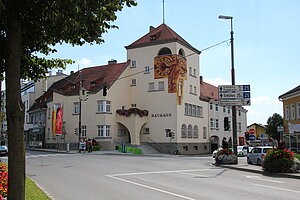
[218,85,250,92]
[219,92,250,99]
[219,98,251,106]
[249,129,255,135]
[248,134,256,141]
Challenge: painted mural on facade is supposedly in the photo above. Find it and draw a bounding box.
[154,54,187,105]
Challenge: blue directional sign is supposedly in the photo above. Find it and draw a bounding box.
[218,84,251,106]
[248,134,256,141]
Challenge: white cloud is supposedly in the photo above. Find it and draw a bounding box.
[251,96,281,105]
[203,77,231,87]
[79,57,92,65]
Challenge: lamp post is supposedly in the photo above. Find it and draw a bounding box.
[219,15,238,155]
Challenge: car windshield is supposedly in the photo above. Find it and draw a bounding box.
[263,148,271,153]
[0,146,7,150]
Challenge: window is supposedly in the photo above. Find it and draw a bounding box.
[210,118,214,128]
[189,67,192,75]
[228,108,231,114]
[238,110,241,116]
[97,100,111,113]
[193,69,196,76]
[74,102,79,114]
[188,125,192,138]
[181,124,187,138]
[158,47,171,56]
[149,82,154,91]
[48,108,51,119]
[131,60,136,68]
[285,105,290,120]
[144,128,150,134]
[194,86,196,94]
[145,66,150,73]
[223,107,226,113]
[97,125,110,137]
[131,104,137,108]
[81,125,87,137]
[291,104,295,120]
[297,102,300,119]
[215,105,218,111]
[131,79,136,86]
[238,122,242,131]
[203,127,207,139]
[183,146,188,151]
[188,104,192,115]
[185,103,188,115]
[178,48,185,57]
[193,125,198,138]
[192,105,196,116]
[159,82,164,91]
[210,103,213,110]
[216,119,219,128]
[193,146,198,151]
[26,115,29,124]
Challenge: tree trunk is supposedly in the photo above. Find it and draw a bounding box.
[6,2,25,200]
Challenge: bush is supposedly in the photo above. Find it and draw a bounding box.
[92,145,101,151]
[263,148,294,173]
[215,149,237,165]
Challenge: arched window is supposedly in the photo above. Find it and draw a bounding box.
[181,124,187,138]
[158,47,172,56]
[193,125,198,138]
[203,127,207,139]
[178,48,185,57]
[188,125,193,138]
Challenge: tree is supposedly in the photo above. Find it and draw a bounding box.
[0,0,137,199]
[266,113,284,142]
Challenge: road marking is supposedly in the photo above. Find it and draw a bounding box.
[245,175,284,183]
[108,168,217,177]
[177,172,208,177]
[107,175,197,200]
[254,184,300,194]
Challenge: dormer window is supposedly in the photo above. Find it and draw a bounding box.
[71,84,76,90]
[91,82,96,87]
[150,35,156,40]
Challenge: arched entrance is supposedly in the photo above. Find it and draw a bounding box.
[210,135,219,153]
[116,123,131,144]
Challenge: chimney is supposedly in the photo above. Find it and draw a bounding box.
[70,71,74,75]
[108,59,117,65]
[149,26,155,32]
[200,76,203,84]
[57,69,63,74]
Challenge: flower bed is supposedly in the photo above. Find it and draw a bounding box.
[263,146,296,173]
[215,148,238,165]
[0,162,8,199]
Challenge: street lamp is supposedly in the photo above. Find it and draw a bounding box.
[219,15,238,155]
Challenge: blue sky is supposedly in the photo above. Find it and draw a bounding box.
[49,0,300,125]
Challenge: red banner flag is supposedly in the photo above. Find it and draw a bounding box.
[55,107,63,135]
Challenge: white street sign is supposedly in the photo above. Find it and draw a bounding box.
[218,85,250,92]
[219,98,251,106]
[219,92,250,99]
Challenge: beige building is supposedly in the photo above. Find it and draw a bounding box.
[29,24,247,154]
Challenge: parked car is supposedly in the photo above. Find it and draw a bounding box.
[0,145,8,156]
[247,146,273,165]
[237,146,248,156]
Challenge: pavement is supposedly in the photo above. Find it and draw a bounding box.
[27,148,300,179]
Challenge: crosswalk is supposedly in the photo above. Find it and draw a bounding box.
[1,153,78,160]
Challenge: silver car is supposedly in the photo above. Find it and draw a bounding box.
[247,146,273,165]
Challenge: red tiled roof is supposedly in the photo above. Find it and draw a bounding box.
[200,81,218,101]
[35,61,130,103]
[125,24,200,54]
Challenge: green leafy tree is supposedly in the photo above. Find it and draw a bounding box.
[0,0,137,199]
[266,113,284,142]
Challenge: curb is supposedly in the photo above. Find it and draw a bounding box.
[211,163,300,180]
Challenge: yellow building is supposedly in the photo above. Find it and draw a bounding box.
[246,123,269,146]
[279,84,300,151]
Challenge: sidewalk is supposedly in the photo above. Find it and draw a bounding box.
[213,157,300,180]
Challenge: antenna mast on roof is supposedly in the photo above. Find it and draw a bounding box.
[162,0,165,24]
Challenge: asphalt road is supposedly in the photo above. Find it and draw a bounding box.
[4,151,300,200]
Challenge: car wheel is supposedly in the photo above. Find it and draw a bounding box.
[257,159,262,166]
[247,157,252,164]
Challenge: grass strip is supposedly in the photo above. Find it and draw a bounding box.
[25,177,51,200]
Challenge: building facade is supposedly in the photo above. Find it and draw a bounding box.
[279,84,300,151]
[200,79,248,152]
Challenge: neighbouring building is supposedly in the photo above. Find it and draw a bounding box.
[200,78,248,152]
[246,123,269,146]
[279,84,300,151]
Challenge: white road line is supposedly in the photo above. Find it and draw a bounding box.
[107,175,197,200]
[245,175,284,183]
[177,172,208,177]
[254,184,300,194]
[108,168,217,177]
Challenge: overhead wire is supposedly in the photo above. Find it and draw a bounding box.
[117,39,230,81]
